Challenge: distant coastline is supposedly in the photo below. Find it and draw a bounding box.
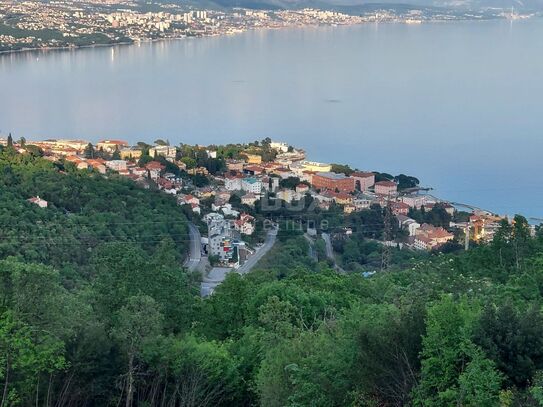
[0,14,525,57]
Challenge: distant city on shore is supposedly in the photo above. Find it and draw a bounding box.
[0,0,537,53]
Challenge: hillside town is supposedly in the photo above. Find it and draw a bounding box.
[0,133,514,274]
[0,0,527,53]
[0,0,365,52]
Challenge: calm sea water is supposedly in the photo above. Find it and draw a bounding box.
[1,20,543,218]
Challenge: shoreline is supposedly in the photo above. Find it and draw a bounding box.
[0,15,523,57]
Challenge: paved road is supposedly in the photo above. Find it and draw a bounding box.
[304,234,318,261]
[184,222,203,272]
[237,227,278,274]
[201,227,278,297]
[321,232,334,260]
[321,232,346,274]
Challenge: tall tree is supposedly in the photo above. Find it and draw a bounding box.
[111,295,162,407]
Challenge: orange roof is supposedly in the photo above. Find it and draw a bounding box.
[145,161,165,170]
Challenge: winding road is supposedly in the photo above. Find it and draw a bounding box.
[200,226,278,296]
[184,223,204,272]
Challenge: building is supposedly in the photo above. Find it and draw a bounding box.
[244,153,262,164]
[295,160,332,174]
[397,215,420,236]
[27,196,48,208]
[325,191,353,205]
[241,193,259,206]
[226,159,244,172]
[374,181,398,196]
[205,213,236,262]
[145,161,166,180]
[391,201,410,216]
[270,141,289,152]
[149,145,177,161]
[296,184,309,194]
[312,172,355,192]
[64,156,89,170]
[351,172,375,191]
[241,177,262,194]
[353,195,373,210]
[243,165,264,176]
[119,148,142,160]
[96,139,129,153]
[401,194,432,209]
[87,159,107,174]
[413,224,454,250]
[225,174,243,191]
[105,160,128,172]
[234,213,256,235]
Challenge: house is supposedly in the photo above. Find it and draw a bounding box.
[216,190,232,202]
[241,177,262,194]
[182,194,200,206]
[64,155,89,170]
[344,204,356,214]
[145,161,166,180]
[226,159,244,172]
[351,172,375,191]
[396,215,420,236]
[272,167,295,179]
[105,160,128,172]
[270,141,289,152]
[277,188,296,203]
[130,166,147,177]
[391,201,410,216]
[312,172,356,192]
[241,192,259,206]
[374,181,398,196]
[87,159,107,174]
[221,204,240,218]
[119,148,142,160]
[234,213,256,235]
[224,174,244,191]
[413,224,454,250]
[354,195,372,210]
[244,153,262,164]
[27,196,48,208]
[244,165,264,176]
[401,194,432,209]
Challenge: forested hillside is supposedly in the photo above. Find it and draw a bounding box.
[2,147,543,406]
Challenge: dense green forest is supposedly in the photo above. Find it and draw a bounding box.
[3,148,543,406]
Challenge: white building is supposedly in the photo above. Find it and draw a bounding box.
[105,160,128,172]
[241,177,262,194]
[149,145,176,161]
[225,175,243,191]
[270,141,289,153]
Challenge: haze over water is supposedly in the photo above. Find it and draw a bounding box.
[1,19,543,218]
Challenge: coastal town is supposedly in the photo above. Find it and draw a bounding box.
[0,133,513,289]
[0,0,533,52]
